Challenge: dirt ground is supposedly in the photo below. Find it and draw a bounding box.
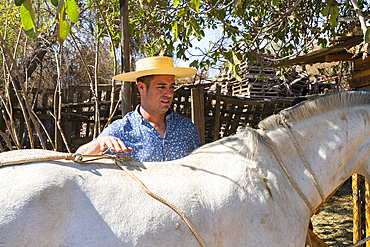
[310,179,357,246]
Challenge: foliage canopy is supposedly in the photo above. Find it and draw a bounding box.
[10,0,370,76]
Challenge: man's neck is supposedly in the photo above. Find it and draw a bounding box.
[139,105,167,126]
[139,105,167,138]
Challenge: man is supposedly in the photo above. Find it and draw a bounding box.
[76,56,201,162]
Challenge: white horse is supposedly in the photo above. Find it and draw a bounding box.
[1,91,370,246]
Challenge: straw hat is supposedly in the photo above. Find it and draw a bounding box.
[113,56,197,82]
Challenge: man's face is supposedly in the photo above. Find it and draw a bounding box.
[139,75,175,115]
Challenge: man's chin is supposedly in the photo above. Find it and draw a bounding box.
[159,105,171,113]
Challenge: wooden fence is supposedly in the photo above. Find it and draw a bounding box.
[4,83,295,152]
[3,83,370,246]
[174,85,295,144]
[10,84,121,151]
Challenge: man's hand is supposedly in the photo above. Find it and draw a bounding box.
[76,136,133,155]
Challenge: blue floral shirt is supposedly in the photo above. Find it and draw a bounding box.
[99,105,201,162]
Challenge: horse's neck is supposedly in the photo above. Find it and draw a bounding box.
[277,108,370,209]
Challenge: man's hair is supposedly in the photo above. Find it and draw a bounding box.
[137,75,154,89]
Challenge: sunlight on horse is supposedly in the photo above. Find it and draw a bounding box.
[1,91,370,246]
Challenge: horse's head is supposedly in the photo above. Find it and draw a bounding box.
[257,91,370,208]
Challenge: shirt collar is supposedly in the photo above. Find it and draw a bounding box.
[133,104,174,124]
[165,108,174,122]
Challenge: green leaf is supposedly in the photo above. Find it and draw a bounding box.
[196,0,201,12]
[66,0,78,23]
[185,21,191,37]
[58,19,70,44]
[232,50,241,65]
[15,0,26,6]
[21,5,34,30]
[234,72,242,81]
[272,0,279,6]
[172,21,178,41]
[56,0,65,14]
[332,5,339,16]
[24,27,37,39]
[51,0,59,7]
[190,0,200,12]
[174,0,180,6]
[365,28,370,43]
[225,60,233,73]
[58,7,70,45]
[20,0,37,37]
[129,24,134,36]
[189,60,199,68]
[218,9,226,19]
[329,13,337,28]
[321,5,328,16]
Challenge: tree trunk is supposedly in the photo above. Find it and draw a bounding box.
[120,0,132,116]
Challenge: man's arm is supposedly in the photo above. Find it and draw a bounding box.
[75,136,133,155]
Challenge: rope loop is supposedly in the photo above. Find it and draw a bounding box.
[281,122,325,202]
[72,151,137,163]
[72,152,206,247]
[259,129,316,214]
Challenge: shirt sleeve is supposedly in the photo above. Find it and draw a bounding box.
[99,119,125,139]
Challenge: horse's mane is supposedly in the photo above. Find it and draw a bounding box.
[193,91,370,159]
[258,91,370,131]
[191,126,263,159]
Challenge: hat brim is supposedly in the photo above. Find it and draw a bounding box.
[113,67,197,82]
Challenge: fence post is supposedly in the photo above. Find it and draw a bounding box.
[353,174,361,244]
[191,86,205,145]
[119,0,131,118]
[213,85,221,141]
[121,82,132,116]
[366,179,370,247]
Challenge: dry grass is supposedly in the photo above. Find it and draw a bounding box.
[311,180,354,246]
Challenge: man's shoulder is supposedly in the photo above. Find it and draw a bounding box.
[106,111,140,129]
[122,110,137,120]
[170,112,194,125]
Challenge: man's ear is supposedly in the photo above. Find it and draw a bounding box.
[137,81,146,94]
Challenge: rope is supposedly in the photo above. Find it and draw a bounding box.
[74,153,208,247]
[260,126,370,247]
[306,232,312,247]
[113,160,207,247]
[349,236,370,247]
[0,150,74,167]
[0,150,207,247]
[259,130,316,214]
[281,122,326,202]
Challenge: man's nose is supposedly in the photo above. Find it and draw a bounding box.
[163,87,173,97]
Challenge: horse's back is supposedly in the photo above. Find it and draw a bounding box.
[0,150,210,246]
[0,150,123,246]
[0,149,307,246]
